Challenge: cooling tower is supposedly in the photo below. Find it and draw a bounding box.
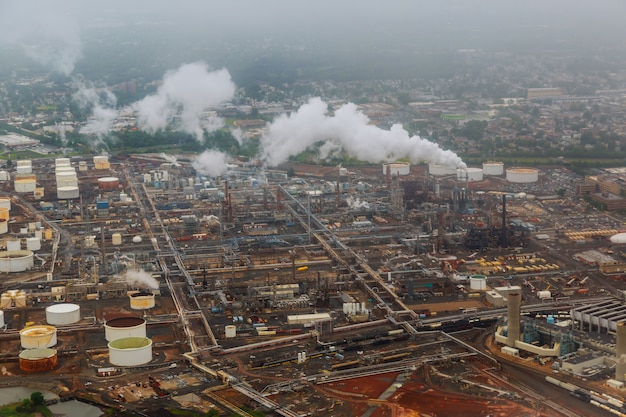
[507,292,521,347]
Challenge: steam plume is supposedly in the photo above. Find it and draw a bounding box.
[134,62,236,141]
[260,98,465,168]
[120,269,159,290]
[192,150,229,177]
[73,82,118,141]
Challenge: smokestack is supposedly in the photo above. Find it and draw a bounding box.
[386,164,391,188]
[501,194,508,248]
[616,322,626,381]
[507,292,521,347]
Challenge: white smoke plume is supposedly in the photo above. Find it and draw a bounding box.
[159,153,181,167]
[120,269,159,290]
[346,196,371,210]
[0,1,82,75]
[134,62,236,141]
[231,128,245,146]
[73,82,118,140]
[260,97,465,168]
[192,150,229,177]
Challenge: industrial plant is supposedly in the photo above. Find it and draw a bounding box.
[0,154,625,416]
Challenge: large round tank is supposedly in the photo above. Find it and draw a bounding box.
[98,177,119,191]
[25,237,40,251]
[19,348,58,372]
[610,233,626,244]
[104,316,147,342]
[0,220,8,235]
[94,155,110,170]
[0,197,11,210]
[382,163,410,176]
[482,162,504,176]
[129,292,155,310]
[469,275,487,291]
[57,186,79,200]
[46,303,80,325]
[225,325,237,338]
[506,168,539,183]
[6,239,20,251]
[34,187,44,199]
[55,166,76,174]
[55,172,78,188]
[15,179,36,193]
[108,337,152,366]
[112,233,122,246]
[16,165,32,175]
[78,161,88,171]
[0,171,8,181]
[0,250,34,272]
[0,207,9,221]
[457,167,484,182]
[132,235,142,243]
[20,325,57,348]
[55,158,71,167]
[428,164,457,176]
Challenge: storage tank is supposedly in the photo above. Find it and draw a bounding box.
[129,291,155,310]
[457,168,483,182]
[98,177,119,190]
[78,161,88,171]
[15,178,36,193]
[506,168,539,183]
[0,171,8,181]
[0,220,8,235]
[112,233,122,246]
[55,158,71,167]
[108,337,152,366]
[33,187,45,199]
[26,237,40,251]
[469,275,487,291]
[382,163,410,176]
[0,250,34,272]
[132,235,142,243]
[225,325,237,338]
[55,172,78,188]
[57,186,79,200]
[104,316,146,342]
[19,348,58,372]
[0,207,9,221]
[482,162,505,176]
[120,193,128,202]
[0,310,4,327]
[44,229,53,240]
[16,164,32,175]
[6,239,20,251]
[20,325,57,348]
[0,197,11,210]
[46,303,80,325]
[94,155,110,170]
[536,290,552,300]
[428,164,457,176]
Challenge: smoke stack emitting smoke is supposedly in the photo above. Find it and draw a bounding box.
[260,97,465,168]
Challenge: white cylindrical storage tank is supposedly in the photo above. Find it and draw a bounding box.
[104,316,146,342]
[143,174,151,183]
[16,165,32,175]
[108,337,152,366]
[112,233,122,246]
[0,310,4,327]
[469,275,487,291]
[46,303,80,325]
[610,233,626,244]
[0,197,10,210]
[98,177,119,191]
[428,164,457,176]
[15,179,36,193]
[57,186,79,200]
[0,171,8,181]
[78,161,88,171]
[94,155,110,170]
[0,220,7,235]
[457,168,483,182]
[26,237,40,251]
[225,325,237,338]
[20,325,57,348]
[55,158,71,167]
[482,162,504,176]
[506,168,539,183]
[0,207,9,221]
[6,240,20,251]
[537,290,552,300]
[120,193,128,202]
[382,163,410,176]
[55,166,76,175]
[0,250,34,272]
[129,292,155,310]
[132,235,142,243]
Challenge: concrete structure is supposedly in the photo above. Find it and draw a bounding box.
[506,292,521,347]
[104,316,147,342]
[0,250,34,272]
[486,290,507,307]
[287,313,332,325]
[108,337,152,366]
[570,300,626,333]
[46,303,80,325]
[616,321,626,382]
[382,163,410,176]
[506,168,539,183]
[457,168,483,182]
[19,348,58,372]
[20,325,57,348]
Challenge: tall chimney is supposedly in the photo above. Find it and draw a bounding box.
[616,321,626,381]
[507,292,521,347]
